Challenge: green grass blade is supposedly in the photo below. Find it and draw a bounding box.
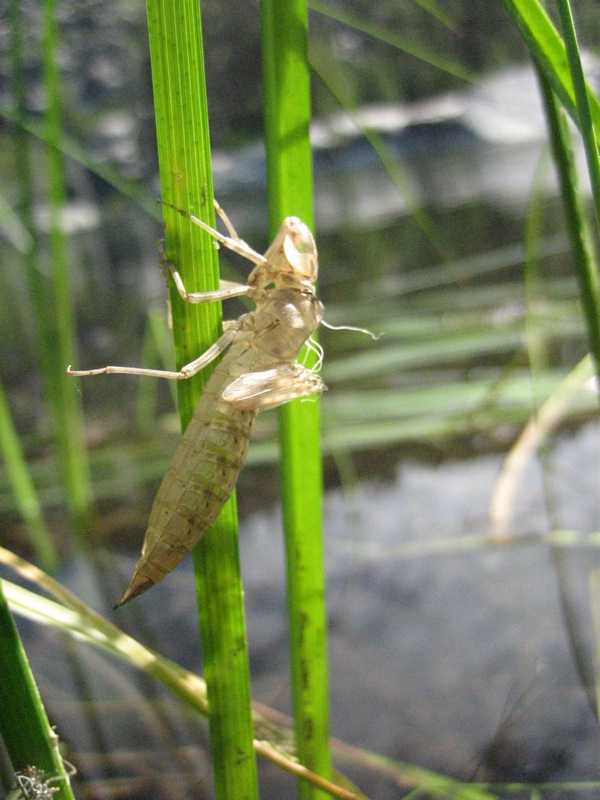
[555,0,600,234]
[0,580,75,799]
[144,1,258,798]
[260,0,332,797]
[536,70,600,383]
[502,0,600,385]
[500,0,600,131]
[0,380,56,572]
[41,0,93,527]
[7,0,57,570]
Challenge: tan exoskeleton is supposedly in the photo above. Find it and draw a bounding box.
[69,201,326,605]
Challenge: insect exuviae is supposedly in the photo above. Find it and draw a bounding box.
[69,201,326,605]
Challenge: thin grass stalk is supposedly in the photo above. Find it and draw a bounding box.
[1,100,157,218]
[554,0,600,233]
[0,580,75,799]
[41,0,93,529]
[308,61,451,263]
[7,1,56,570]
[0,381,56,572]
[308,1,470,82]
[535,69,600,385]
[144,1,258,797]
[590,567,600,719]
[523,164,599,712]
[499,0,600,131]
[260,0,332,796]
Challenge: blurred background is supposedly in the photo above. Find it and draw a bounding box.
[2,1,600,797]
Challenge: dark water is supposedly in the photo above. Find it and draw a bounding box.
[6,420,600,799]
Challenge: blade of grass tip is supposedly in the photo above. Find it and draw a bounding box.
[260,0,332,797]
[0,580,75,800]
[144,1,258,798]
[0,380,57,572]
[554,2,600,238]
[535,67,600,389]
[41,0,93,530]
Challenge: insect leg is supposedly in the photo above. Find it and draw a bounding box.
[160,200,268,267]
[158,237,251,303]
[214,199,242,241]
[67,327,238,380]
[168,263,252,303]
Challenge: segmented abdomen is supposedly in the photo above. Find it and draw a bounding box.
[117,356,257,605]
